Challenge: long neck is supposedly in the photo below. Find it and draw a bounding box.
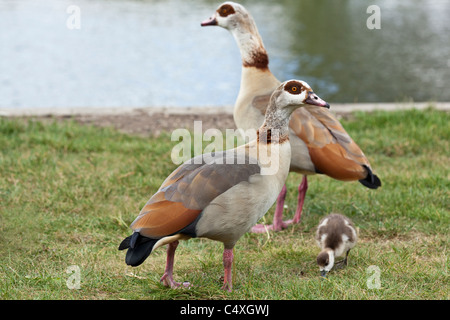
[230,19,269,70]
[232,20,280,128]
[257,98,294,144]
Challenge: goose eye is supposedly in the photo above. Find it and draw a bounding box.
[284,80,303,95]
[218,4,235,17]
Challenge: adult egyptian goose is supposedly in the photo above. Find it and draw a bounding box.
[119,80,329,291]
[315,213,357,277]
[201,2,381,233]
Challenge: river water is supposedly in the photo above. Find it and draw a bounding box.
[0,0,449,110]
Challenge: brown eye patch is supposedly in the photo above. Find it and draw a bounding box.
[284,80,304,95]
[218,4,235,17]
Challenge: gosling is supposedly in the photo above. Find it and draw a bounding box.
[316,213,357,277]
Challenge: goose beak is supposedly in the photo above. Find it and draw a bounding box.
[305,92,330,109]
[320,270,328,277]
[201,16,217,26]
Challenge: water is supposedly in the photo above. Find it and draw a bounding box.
[0,0,449,110]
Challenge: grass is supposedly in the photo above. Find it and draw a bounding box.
[0,108,448,300]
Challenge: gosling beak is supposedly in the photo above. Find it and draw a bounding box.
[320,270,328,277]
[201,16,217,27]
[305,91,330,109]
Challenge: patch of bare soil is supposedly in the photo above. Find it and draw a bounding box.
[24,112,237,137]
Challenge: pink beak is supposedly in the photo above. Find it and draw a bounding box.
[201,16,217,26]
[305,92,330,108]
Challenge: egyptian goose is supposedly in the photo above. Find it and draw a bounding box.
[119,80,329,291]
[315,213,357,277]
[201,2,381,233]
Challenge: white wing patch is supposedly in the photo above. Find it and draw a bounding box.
[318,218,329,229]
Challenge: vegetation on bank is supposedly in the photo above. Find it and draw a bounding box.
[0,108,448,299]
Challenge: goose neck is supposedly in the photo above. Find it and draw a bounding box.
[231,25,268,70]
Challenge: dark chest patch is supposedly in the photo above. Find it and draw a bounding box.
[243,50,269,69]
[257,128,289,144]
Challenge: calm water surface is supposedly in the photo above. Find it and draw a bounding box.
[0,0,449,109]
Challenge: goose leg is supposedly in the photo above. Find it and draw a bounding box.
[335,250,350,269]
[343,249,350,266]
[160,240,190,288]
[285,175,308,225]
[250,184,288,233]
[221,247,234,292]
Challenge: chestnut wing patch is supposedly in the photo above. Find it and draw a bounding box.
[289,107,372,181]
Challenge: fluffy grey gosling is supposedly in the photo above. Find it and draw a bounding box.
[316,213,357,277]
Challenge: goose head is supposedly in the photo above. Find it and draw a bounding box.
[201,2,269,68]
[201,2,248,29]
[274,80,330,110]
[262,80,329,131]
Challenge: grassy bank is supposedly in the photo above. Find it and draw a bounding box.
[0,108,448,300]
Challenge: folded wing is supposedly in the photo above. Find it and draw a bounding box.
[131,151,261,238]
[290,106,374,181]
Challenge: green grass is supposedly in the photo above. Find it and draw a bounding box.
[0,108,449,300]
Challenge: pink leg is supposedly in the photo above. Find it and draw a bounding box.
[251,184,288,233]
[221,248,234,292]
[285,175,308,225]
[160,240,190,288]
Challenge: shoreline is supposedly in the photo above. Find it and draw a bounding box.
[1,102,448,136]
[1,102,449,117]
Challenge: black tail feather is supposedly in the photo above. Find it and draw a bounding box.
[118,235,132,250]
[359,165,381,189]
[118,232,157,267]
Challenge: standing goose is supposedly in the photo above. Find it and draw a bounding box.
[201,2,381,233]
[119,80,329,291]
[315,213,358,277]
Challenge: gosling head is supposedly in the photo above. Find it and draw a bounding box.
[317,249,335,277]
